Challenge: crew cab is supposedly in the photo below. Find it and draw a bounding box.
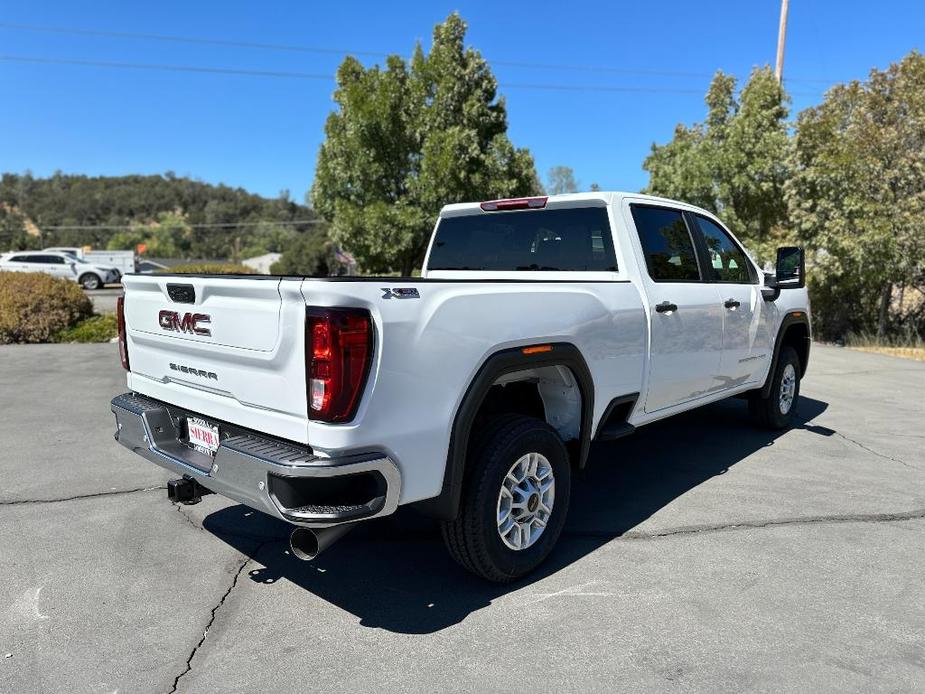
[110,192,810,582]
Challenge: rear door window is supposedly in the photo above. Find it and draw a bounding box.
[428,206,618,272]
[630,206,701,282]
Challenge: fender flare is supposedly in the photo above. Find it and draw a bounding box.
[760,312,811,399]
[414,342,594,521]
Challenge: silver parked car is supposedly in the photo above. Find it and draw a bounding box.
[0,251,121,289]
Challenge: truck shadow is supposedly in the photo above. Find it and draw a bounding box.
[203,395,829,634]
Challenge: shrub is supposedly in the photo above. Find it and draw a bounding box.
[53,313,118,343]
[158,263,256,275]
[0,271,93,344]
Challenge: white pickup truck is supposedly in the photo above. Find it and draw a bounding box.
[111,192,810,582]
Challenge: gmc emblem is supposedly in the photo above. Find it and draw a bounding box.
[159,310,212,337]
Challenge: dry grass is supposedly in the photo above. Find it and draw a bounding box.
[848,345,925,362]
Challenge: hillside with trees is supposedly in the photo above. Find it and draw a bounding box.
[0,172,323,260]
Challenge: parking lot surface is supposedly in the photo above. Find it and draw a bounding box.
[85,287,123,314]
[1,343,923,693]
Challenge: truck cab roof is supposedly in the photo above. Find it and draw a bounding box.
[438,191,713,218]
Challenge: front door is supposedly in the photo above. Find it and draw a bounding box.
[626,204,725,413]
[691,214,772,386]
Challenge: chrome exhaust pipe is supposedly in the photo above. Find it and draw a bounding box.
[289,524,355,561]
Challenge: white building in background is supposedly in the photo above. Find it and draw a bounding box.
[242,253,281,274]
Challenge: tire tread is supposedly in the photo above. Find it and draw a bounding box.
[441,414,568,582]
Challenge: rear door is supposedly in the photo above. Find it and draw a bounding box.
[45,254,73,279]
[690,213,771,386]
[627,204,725,413]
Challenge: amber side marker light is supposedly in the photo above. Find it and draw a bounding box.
[522,344,553,355]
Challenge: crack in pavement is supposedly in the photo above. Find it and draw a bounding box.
[565,508,925,541]
[0,485,166,506]
[797,416,922,474]
[175,503,205,533]
[168,544,266,694]
[829,430,923,473]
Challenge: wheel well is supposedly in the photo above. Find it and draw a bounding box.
[781,322,810,376]
[473,365,583,465]
[413,342,594,522]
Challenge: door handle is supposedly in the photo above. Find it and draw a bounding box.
[724,298,741,309]
[655,301,678,313]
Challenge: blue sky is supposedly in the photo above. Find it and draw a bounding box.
[0,1,921,203]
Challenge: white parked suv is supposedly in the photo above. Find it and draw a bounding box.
[0,251,120,289]
[110,192,811,581]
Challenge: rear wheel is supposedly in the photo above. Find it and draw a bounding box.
[750,345,801,429]
[79,273,101,290]
[441,414,571,582]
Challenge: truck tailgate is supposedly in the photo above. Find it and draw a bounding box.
[121,274,309,443]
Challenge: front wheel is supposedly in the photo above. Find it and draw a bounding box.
[79,273,102,290]
[749,345,801,429]
[441,414,571,582]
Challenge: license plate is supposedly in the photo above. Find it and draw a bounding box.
[187,417,220,456]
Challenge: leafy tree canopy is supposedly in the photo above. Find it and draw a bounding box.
[644,66,790,257]
[311,12,541,275]
[786,51,925,339]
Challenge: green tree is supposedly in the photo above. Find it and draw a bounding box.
[311,13,540,275]
[546,166,578,194]
[644,67,790,257]
[786,51,925,340]
[108,211,192,257]
[270,229,333,276]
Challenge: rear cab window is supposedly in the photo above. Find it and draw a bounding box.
[427,206,618,273]
[629,205,701,282]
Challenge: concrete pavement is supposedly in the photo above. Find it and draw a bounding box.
[84,287,122,314]
[1,343,923,693]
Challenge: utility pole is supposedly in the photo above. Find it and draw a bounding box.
[775,0,790,85]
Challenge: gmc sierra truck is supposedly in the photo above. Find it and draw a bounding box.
[111,192,810,582]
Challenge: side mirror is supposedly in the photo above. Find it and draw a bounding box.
[775,246,805,289]
[761,247,805,301]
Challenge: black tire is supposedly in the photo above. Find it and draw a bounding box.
[441,414,571,582]
[750,345,801,429]
[79,273,101,290]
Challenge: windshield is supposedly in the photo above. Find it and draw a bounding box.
[428,206,618,272]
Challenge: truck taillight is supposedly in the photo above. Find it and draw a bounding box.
[306,307,373,423]
[117,295,129,370]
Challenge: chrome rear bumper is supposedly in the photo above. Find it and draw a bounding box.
[110,392,400,528]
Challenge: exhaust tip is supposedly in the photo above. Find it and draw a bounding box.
[289,523,356,561]
[289,527,321,561]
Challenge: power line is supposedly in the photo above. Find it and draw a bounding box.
[0,20,840,85]
[0,21,389,59]
[0,54,824,96]
[39,219,323,230]
[0,55,332,81]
